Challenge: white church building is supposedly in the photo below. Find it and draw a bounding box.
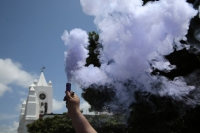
[17,71,53,133]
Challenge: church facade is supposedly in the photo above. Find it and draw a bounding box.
[17,71,53,133]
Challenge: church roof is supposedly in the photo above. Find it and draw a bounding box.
[23,100,26,105]
[37,72,48,86]
[30,86,35,91]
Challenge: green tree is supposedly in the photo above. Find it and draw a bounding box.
[86,114,127,133]
[82,84,116,112]
[127,92,190,133]
[83,31,116,112]
[27,115,75,133]
[27,113,127,133]
[143,0,198,7]
[85,31,102,67]
[142,0,159,5]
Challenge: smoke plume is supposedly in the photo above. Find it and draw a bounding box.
[62,0,199,111]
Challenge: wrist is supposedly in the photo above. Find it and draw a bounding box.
[68,109,82,119]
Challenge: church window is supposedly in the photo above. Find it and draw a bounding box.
[45,102,48,113]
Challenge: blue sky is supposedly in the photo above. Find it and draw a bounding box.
[0,0,96,132]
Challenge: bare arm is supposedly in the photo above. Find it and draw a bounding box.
[65,91,97,133]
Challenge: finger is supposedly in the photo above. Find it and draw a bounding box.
[63,96,67,101]
[66,91,72,100]
[65,100,68,108]
[70,91,75,97]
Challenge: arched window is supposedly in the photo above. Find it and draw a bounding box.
[41,102,43,107]
[45,102,48,113]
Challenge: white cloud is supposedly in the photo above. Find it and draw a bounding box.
[15,97,26,112]
[20,97,26,103]
[53,98,94,114]
[15,104,21,112]
[0,58,37,97]
[0,113,18,121]
[53,98,65,111]
[0,82,12,97]
[0,121,18,133]
[18,91,27,96]
[80,101,94,115]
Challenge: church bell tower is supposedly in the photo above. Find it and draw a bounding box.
[18,69,53,133]
[34,70,53,114]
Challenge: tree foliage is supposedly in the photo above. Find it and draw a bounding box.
[82,84,116,112]
[27,115,75,133]
[151,48,200,80]
[86,114,127,133]
[143,0,199,9]
[27,114,127,133]
[85,31,102,67]
[142,0,159,5]
[127,92,200,133]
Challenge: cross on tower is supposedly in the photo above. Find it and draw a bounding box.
[41,67,45,72]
